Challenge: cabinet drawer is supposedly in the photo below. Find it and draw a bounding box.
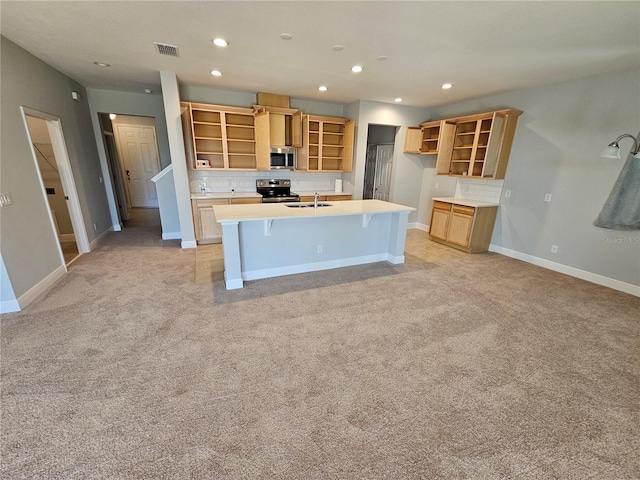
[433,201,452,211]
[452,204,475,216]
[229,197,261,204]
[196,199,230,207]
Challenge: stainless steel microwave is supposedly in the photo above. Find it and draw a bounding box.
[270,147,295,170]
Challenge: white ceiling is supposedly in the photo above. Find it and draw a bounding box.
[2,1,639,108]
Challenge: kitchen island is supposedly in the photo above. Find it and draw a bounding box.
[213,199,415,289]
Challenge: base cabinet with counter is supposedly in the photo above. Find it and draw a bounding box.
[192,195,262,244]
[429,198,498,253]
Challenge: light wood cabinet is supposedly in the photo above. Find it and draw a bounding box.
[298,115,355,172]
[181,102,269,171]
[429,200,498,253]
[253,105,302,148]
[405,109,522,179]
[403,120,456,155]
[298,194,352,202]
[192,196,261,243]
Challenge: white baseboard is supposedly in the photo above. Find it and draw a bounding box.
[162,231,182,240]
[113,223,122,232]
[17,264,67,310]
[90,226,114,250]
[489,244,640,297]
[181,240,197,249]
[409,222,429,232]
[243,253,389,282]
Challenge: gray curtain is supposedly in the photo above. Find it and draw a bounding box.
[593,152,640,230]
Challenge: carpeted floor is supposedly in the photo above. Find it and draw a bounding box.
[1,225,638,479]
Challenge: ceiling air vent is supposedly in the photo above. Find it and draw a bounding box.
[154,42,179,57]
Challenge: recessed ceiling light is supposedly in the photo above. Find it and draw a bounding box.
[144,89,153,94]
[332,45,344,51]
[377,56,388,61]
[94,62,110,67]
[318,86,328,92]
[211,70,223,77]
[280,33,293,40]
[394,98,403,103]
[351,65,363,73]
[441,83,453,89]
[213,38,228,47]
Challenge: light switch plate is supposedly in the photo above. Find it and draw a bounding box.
[544,193,552,202]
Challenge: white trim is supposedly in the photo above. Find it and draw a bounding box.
[90,226,113,249]
[242,253,389,282]
[113,223,122,232]
[162,232,182,240]
[225,278,244,290]
[386,253,405,264]
[409,222,429,232]
[17,265,67,310]
[181,240,197,249]
[489,244,640,297]
[0,299,21,314]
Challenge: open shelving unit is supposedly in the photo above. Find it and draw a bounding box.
[182,102,264,171]
[298,115,354,172]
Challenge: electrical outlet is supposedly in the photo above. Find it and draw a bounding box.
[93,222,98,231]
[434,183,439,189]
[504,190,511,198]
[0,192,13,207]
[99,176,103,184]
[317,245,323,254]
[544,193,553,202]
[550,245,558,254]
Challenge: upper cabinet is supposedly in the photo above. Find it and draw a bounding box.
[404,108,522,179]
[181,102,269,171]
[253,106,302,148]
[297,115,355,172]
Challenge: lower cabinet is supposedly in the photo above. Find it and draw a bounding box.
[299,194,352,202]
[429,200,498,253]
[192,197,261,244]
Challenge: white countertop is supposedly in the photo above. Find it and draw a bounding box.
[191,192,262,200]
[213,199,415,223]
[432,197,499,208]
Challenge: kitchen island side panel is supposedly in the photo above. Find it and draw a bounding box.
[238,213,393,274]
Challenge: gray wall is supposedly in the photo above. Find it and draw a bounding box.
[430,67,640,287]
[0,36,111,299]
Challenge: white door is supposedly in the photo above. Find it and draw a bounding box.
[116,125,160,208]
[363,144,377,199]
[373,144,394,201]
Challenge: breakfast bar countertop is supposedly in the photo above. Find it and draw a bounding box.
[432,197,499,208]
[213,199,415,223]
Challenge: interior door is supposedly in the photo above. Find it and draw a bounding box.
[363,144,377,199]
[373,144,394,201]
[116,125,161,208]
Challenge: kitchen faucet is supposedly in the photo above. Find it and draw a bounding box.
[314,192,319,209]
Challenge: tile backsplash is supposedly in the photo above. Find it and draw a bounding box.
[190,170,346,193]
[455,178,504,203]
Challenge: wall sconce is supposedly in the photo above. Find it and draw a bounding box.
[601,134,640,159]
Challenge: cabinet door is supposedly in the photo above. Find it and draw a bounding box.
[404,127,423,154]
[254,110,270,170]
[291,111,303,147]
[435,122,456,175]
[194,199,228,243]
[480,112,506,178]
[229,198,261,204]
[429,202,451,240]
[447,206,475,247]
[269,112,286,147]
[341,120,355,172]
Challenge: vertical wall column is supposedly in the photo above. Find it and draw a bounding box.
[219,221,243,290]
[160,71,196,249]
[387,211,410,264]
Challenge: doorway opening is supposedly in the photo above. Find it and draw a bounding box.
[363,124,398,200]
[21,108,90,267]
[98,113,162,230]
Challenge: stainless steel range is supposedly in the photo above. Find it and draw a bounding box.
[256,179,300,203]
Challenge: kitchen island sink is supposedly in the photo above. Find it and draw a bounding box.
[286,203,332,208]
